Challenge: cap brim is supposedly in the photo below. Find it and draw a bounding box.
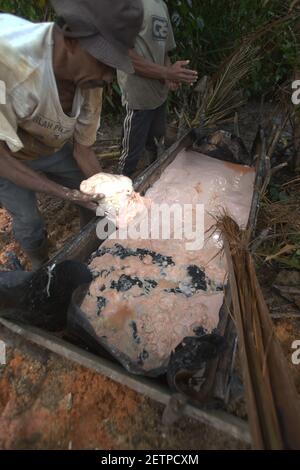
[78,34,134,74]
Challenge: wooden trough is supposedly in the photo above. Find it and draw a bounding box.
[0,130,258,446]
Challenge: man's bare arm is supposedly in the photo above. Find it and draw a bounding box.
[73,141,102,178]
[129,50,198,85]
[0,142,103,208]
[164,54,180,91]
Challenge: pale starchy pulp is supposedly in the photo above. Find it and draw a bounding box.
[79,151,255,373]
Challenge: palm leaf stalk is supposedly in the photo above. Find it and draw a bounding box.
[217,215,300,450]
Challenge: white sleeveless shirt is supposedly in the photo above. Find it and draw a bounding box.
[0,14,102,160]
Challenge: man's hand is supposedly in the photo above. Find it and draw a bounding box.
[166,80,181,91]
[64,188,105,212]
[0,142,103,212]
[129,50,198,86]
[166,60,198,86]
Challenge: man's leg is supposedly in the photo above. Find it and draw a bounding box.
[119,103,154,177]
[0,177,47,269]
[145,102,167,163]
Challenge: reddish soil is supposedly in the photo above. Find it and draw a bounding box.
[0,325,248,450]
[0,326,141,450]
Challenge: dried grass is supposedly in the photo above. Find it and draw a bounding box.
[255,179,300,267]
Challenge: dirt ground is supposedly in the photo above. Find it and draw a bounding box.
[0,325,249,450]
[0,112,300,450]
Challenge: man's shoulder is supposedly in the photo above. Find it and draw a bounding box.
[0,14,53,91]
[0,13,36,45]
[142,0,169,18]
[0,13,32,29]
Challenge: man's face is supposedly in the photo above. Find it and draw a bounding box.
[68,38,115,89]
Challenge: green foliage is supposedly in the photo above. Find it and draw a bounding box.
[269,184,290,203]
[1,0,299,110]
[1,0,49,21]
[168,0,299,98]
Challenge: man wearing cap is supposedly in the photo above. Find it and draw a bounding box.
[118,0,198,177]
[0,0,143,269]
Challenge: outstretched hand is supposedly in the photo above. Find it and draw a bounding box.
[166,60,198,86]
[166,80,181,91]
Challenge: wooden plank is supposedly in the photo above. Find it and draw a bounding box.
[0,317,251,445]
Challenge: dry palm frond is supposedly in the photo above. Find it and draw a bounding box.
[252,171,300,268]
[256,192,300,267]
[283,176,300,189]
[263,0,300,14]
[259,177,300,237]
[192,42,260,128]
[192,45,256,128]
[192,10,299,129]
[262,197,300,230]
[217,215,300,449]
[290,0,300,10]
[243,9,299,44]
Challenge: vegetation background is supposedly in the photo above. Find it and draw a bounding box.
[1,1,299,102]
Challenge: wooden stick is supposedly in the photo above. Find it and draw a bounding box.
[96,151,120,160]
